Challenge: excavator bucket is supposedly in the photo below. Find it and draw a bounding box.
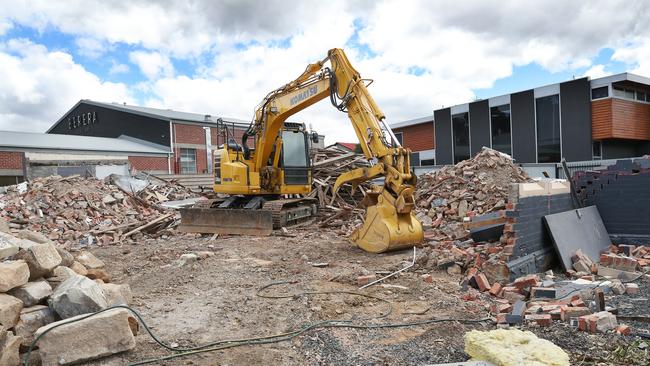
[179,208,273,236]
[350,191,423,253]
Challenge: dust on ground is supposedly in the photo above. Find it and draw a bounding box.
[85,229,647,366]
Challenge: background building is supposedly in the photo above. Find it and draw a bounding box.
[390,116,435,166]
[46,100,252,175]
[434,73,650,165]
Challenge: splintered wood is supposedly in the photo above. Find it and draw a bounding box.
[307,146,371,230]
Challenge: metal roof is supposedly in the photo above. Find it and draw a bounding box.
[0,131,170,155]
[390,115,434,129]
[47,99,251,133]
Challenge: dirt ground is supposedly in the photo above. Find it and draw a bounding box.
[87,228,648,366]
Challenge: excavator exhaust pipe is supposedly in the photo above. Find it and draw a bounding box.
[350,189,423,253]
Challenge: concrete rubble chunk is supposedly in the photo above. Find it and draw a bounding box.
[15,305,56,347]
[0,260,30,292]
[48,275,109,319]
[16,230,52,244]
[8,281,53,307]
[15,242,62,279]
[70,261,88,276]
[56,247,75,267]
[0,235,19,259]
[35,308,136,366]
[0,217,10,233]
[101,283,133,305]
[0,327,22,366]
[76,251,105,269]
[0,293,24,328]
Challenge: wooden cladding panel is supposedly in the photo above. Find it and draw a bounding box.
[592,99,612,140]
[592,98,650,140]
[611,98,650,140]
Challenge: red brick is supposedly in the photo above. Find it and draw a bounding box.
[561,306,591,322]
[421,274,433,283]
[357,275,376,286]
[466,267,478,279]
[525,314,552,327]
[475,273,491,292]
[625,283,639,295]
[392,122,435,151]
[616,324,631,336]
[489,282,502,297]
[570,298,585,307]
[496,313,507,324]
[513,274,539,290]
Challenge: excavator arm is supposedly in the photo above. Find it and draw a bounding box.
[242,48,423,253]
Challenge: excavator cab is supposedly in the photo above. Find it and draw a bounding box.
[280,124,311,185]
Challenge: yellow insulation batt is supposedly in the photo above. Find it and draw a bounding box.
[464,329,569,366]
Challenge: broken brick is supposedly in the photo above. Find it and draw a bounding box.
[421,274,433,283]
[525,313,552,327]
[625,283,639,295]
[513,274,539,290]
[560,306,591,322]
[616,324,631,336]
[475,273,490,292]
[488,282,502,297]
[530,287,556,300]
[356,275,376,286]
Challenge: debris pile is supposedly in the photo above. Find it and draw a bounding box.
[416,147,532,240]
[0,230,135,365]
[462,243,649,336]
[308,146,372,232]
[0,175,186,248]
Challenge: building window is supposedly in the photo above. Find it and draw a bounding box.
[179,148,197,174]
[490,104,512,156]
[452,112,470,163]
[394,132,403,145]
[410,152,420,167]
[419,150,435,166]
[613,86,648,101]
[536,94,561,163]
[592,141,602,160]
[591,86,608,100]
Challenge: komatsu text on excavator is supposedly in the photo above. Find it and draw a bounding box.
[179,48,423,253]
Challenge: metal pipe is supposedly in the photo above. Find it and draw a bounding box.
[359,247,416,290]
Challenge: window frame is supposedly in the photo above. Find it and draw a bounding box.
[179,148,197,174]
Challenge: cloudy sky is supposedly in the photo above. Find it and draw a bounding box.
[0,1,649,144]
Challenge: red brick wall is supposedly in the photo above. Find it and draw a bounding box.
[211,126,254,147]
[173,123,206,144]
[0,151,24,170]
[393,122,435,152]
[128,156,168,172]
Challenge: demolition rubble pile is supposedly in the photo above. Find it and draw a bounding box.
[0,175,194,248]
[309,146,372,232]
[0,230,135,365]
[459,243,649,336]
[416,147,532,240]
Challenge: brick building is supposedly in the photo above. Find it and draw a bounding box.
[390,116,435,166]
[0,131,169,185]
[46,100,253,175]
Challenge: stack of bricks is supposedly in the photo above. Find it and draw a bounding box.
[574,156,650,245]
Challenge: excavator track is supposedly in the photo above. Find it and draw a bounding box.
[262,198,317,228]
[179,197,317,235]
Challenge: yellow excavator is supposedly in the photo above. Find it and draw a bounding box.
[179,48,423,253]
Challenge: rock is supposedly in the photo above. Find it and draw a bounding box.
[14,305,56,347]
[0,217,10,233]
[35,308,136,365]
[69,261,88,276]
[56,247,75,267]
[76,251,105,269]
[458,200,469,218]
[0,327,22,366]
[102,194,117,204]
[15,243,62,279]
[100,283,133,305]
[0,294,23,328]
[0,235,19,259]
[0,260,30,292]
[177,253,198,267]
[48,275,109,319]
[465,328,569,366]
[16,230,52,244]
[8,281,52,307]
[447,264,462,275]
[86,268,111,282]
[195,251,215,259]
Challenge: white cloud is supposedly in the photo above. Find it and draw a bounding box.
[582,64,612,79]
[75,37,108,59]
[3,1,650,144]
[109,61,130,74]
[129,51,174,80]
[0,38,133,132]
